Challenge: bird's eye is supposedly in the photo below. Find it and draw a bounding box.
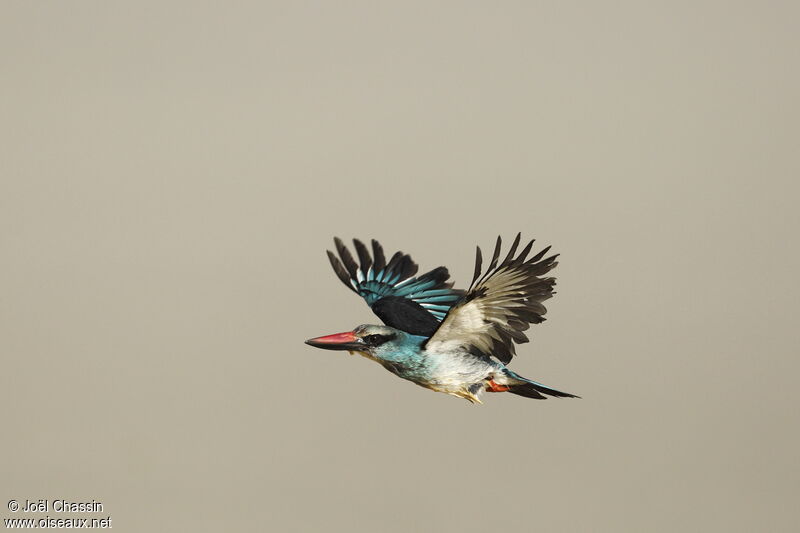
[363,334,395,346]
[363,334,384,345]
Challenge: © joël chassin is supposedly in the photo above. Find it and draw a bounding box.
[306,234,579,404]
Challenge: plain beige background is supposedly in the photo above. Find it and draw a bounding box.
[2,1,798,532]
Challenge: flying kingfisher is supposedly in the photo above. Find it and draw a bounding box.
[305,234,579,404]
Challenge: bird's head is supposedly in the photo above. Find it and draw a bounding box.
[305,324,408,357]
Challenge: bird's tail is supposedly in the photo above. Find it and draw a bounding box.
[501,369,580,400]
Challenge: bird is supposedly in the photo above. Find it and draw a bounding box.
[305,234,579,404]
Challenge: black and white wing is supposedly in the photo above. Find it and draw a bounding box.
[424,233,558,364]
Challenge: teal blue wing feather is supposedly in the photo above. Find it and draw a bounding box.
[327,238,462,331]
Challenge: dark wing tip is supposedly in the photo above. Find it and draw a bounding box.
[327,249,357,292]
[333,237,359,278]
[500,233,522,267]
[469,245,483,290]
[352,238,373,277]
[526,245,553,264]
[371,239,386,272]
[514,239,535,265]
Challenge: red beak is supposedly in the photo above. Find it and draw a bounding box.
[305,331,363,351]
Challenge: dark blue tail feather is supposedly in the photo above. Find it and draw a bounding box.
[504,369,580,400]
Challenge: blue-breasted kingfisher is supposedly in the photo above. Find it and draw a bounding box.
[305,234,579,404]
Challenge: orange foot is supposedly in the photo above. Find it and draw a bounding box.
[486,379,510,392]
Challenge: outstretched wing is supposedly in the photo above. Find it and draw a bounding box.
[327,238,463,336]
[424,233,558,364]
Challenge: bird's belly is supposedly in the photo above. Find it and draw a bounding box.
[385,353,496,402]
